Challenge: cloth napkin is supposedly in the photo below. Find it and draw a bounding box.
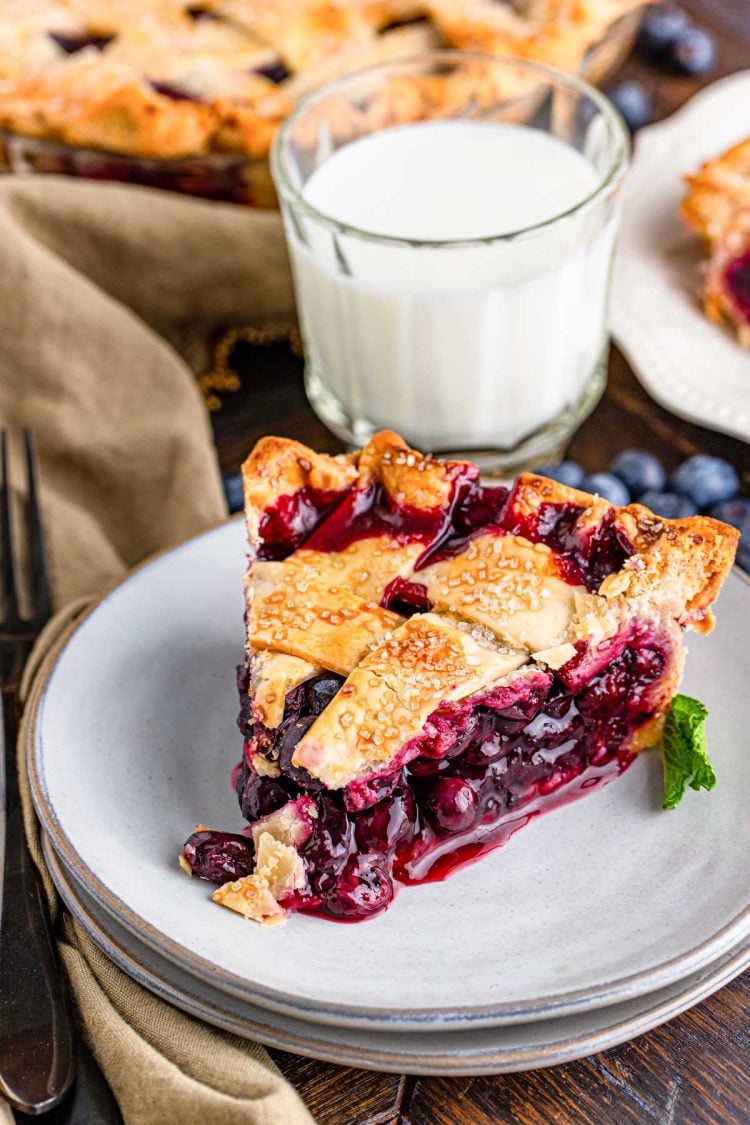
[0,175,313,1125]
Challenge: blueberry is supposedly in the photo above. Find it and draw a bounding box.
[610,449,667,497]
[638,490,699,519]
[708,497,750,538]
[671,455,739,508]
[222,471,244,513]
[425,778,477,834]
[605,81,653,132]
[664,26,716,76]
[335,854,394,918]
[581,472,631,507]
[738,542,750,573]
[182,830,255,883]
[637,5,690,59]
[237,770,291,822]
[538,461,585,488]
[354,788,415,852]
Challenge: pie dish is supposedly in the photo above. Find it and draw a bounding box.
[180,431,737,925]
[680,137,750,348]
[0,0,645,172]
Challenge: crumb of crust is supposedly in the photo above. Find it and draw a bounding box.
[212,832,305,924]
[178,853,192,876]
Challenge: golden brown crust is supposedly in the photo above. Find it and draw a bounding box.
[356,430,469,510]
[680,137,750,345]
[512,473,740,634]
[417,532,582,651]
[293,614,528,788]
[246,559,404,676]
[241,435,357,550]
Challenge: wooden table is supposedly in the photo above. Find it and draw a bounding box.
[212,4,750,1119]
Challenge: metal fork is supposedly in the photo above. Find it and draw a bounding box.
[0,430,75,1114]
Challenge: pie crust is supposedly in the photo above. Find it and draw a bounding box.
[0,0,648,159]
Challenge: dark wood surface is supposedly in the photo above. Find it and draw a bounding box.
[211,4,750,1120]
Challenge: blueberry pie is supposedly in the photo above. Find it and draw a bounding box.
[180,432,737,924]
[0,0,646,161]
[681,137,750,347]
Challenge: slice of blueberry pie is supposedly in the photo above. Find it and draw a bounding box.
[180,432,738,925]
[680,136,750,347]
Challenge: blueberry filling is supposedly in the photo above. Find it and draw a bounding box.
[259,476,634,591]
[149,80,197,103]
[186,5,219,19]
[49,31,114,54]
[725,249,750,323]
[227,635,666,921]
[253,61,290,84]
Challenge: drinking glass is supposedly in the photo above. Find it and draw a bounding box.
[272,52,629,471]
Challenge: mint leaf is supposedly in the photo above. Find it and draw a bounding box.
[662,694,716,810]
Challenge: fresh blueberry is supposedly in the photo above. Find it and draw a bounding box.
[605,81,653,132]
[581,472,631,507]
[538,461,585,488]
[671,455,739,508]
[222,471,244,513]
[738,542,750,573]
[637,5,689,59]
[664,26,716,76]
[610,449,667,497]
[638,490,699,519]
[708,497,750,538]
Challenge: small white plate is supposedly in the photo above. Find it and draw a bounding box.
[611,71,750,443]
[27,519,750,1032]
[45,838,750,1075]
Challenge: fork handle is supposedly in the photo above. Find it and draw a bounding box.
[0,693,76,1114]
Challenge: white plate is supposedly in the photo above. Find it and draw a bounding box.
[611,71,750,443]
[45,837,750,1075]
[28,519,750,1031]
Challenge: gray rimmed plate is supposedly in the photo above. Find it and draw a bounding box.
[45,836,750,1075]
[27,518,750,1032]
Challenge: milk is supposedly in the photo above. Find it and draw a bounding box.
[284,120,618,451]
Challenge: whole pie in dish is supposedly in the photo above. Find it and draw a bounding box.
[0,0,646,161]
[180,432,737,925]
[680,137,750,348]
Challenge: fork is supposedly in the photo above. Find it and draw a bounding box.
[0,430,75,1114]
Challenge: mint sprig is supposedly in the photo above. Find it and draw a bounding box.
[662,694,716,810]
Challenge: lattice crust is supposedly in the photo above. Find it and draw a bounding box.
[293,613,528,788]
[246,559,403,676]
[680,137,750,347]
[0,0,648,159]
[416,533,582,652]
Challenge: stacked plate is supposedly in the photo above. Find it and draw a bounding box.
[26,519,750,1074]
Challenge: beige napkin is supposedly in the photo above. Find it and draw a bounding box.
[0,175,313,1124]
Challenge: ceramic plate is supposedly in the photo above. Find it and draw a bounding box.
[28,519,750,1032]
[611,71,750,443]
[45,839,750,1075]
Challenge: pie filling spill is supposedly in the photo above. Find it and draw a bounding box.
[181,432,738,925]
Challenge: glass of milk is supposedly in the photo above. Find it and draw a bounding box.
[271,52,629,471]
